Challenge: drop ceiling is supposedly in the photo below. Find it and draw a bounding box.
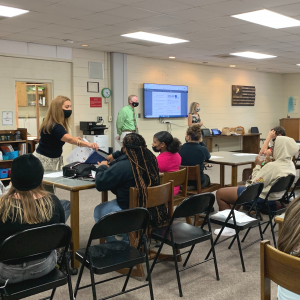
[1,0,300,73]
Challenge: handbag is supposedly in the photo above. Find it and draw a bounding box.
[62,162,97,178]
[221,127,231,136]
[232,126,245,134]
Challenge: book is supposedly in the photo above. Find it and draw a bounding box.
[85,149,109,164]
[0,144,14,153]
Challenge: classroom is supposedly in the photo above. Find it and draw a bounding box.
[0,1,300,299]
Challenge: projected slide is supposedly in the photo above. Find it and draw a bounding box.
[144,84,188,118]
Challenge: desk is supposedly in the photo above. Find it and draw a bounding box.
[43,173,95,269]
[203,133,261,153]
[274,213,285,237]
[208,151,256,187]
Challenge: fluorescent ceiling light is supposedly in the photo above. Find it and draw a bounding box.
[230,51,276,59]
[297,64,300,66]
[230,65,236,67]
[0,5,28,17]
[232,9,300,29]
[121,32,189,44]
[169,56,175,59]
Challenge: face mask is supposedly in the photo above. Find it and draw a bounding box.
[132,102,139,107]
[196,107,200,112]
[63,109,72,118]
[152,146,160,153]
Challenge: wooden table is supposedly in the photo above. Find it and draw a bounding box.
[43,173,96,269]
[274,213,285,237]
[208,151,257,187]
[203,133,261,153]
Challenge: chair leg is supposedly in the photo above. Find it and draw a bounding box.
[262,221,270,234]
[207,220,219,281]
[146,239,164,281]
[270,220,277,248]
[235,229,246,272]
[170,231,183,297]
[144,237,154,300]
[64,253,75,300]
[88,255,97,300]
[205,226,224,260]
[183,245,195,267]
[228,234,237,250]
[241,227,251,243]
[122,266,133,292]
[49,288,56,300]
[258,222,264,240]
[74,256,86,298]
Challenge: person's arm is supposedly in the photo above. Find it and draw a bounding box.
[188,114,193,126]
[203,147,211,161]
[116,109,125,136]
[61,134,99,150]
[51,195,65,224]
[260,130,276,154]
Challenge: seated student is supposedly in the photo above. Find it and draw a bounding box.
[260,126,286,155]
[179,124,211,189]
[278,197,300,299]
[152,131,182,195]
[0,154,65,284]
[215,136,298,236]
[94,133,160,243]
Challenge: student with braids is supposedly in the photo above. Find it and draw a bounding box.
[152,131,182,195]
[94,133,160,243]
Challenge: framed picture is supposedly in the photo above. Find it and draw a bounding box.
[87,82,99,93]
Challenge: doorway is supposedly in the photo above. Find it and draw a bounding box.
[15,82,52,137]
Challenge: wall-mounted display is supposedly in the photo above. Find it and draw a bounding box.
[232,85,256,106]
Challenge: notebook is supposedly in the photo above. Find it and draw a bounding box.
[85,149,109,164]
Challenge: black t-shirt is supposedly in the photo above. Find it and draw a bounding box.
[0,194,65,245]
[179,142,211,185]
[36,124,67,158]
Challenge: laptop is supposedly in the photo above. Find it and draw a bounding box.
[201,128,211,137]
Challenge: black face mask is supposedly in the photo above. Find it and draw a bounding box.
[152,146,160,153]
[63,109,72,118]
[132,102,139,107]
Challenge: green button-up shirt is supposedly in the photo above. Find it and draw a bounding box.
[116,105,138,135]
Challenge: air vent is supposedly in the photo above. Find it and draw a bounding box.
[126,40,160,47]
[212,54,232,59]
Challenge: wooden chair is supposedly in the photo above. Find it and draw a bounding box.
[128,181,176,277]
[261,240,300,299]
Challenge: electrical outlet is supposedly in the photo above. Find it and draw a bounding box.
[138,113,141,118]
[97,116,103,122]
[215,144,218,147]
[108,116,112,122]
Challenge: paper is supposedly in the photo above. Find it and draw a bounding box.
[2,111,13,125]
[213,209,256,224]
[233,153,257,156]
[91,170,96,178]
[44,172,63,178]
[210,156,223,159]
[85,150,107,164]
[66,138,93,163]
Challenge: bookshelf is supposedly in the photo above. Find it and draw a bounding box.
[0,128,28,184]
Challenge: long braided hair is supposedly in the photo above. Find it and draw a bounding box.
[123,133,160,207]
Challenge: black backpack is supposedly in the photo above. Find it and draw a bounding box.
[62,162,96,178]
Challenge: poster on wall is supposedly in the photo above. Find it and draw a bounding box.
[2,111,13,125]
[288,96,298,114]
[232,85,256,106]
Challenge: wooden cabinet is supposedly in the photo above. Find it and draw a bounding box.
[15,82,27,107]
[279,118,300,140]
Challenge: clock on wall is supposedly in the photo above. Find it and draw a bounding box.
[101,88,111,98]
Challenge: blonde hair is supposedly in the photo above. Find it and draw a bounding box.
[128,95,137,104]
[278,196,300,256]
[40,95,70,134]
[0,185,53,224]
[189,102,199,114]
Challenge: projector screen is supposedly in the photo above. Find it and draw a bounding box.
[144,83,188,118]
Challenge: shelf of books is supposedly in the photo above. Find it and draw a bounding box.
[0,128,27,184]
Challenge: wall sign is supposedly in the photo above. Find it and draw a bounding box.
[90,97,102,108]
[232,85,256,106]
[2,111,13,125]
[288,96,298,114]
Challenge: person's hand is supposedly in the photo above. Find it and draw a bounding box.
[106,154,114,163]
[266,148,273,157]
[265,151,272,164]
[255,155,264,166]
[267,130,276,140]
[97,160,108,167]
[77,137,82,140]
[199,121,203,126]
[89,143,99,151]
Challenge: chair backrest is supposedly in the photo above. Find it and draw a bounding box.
[261,240,300,298]
[265,175,295,200]
[90,208,150,240]
[161,168,187,197]
[129,181,174,219]
[0,224,71,263]
[180,165,201,192]
[251,127,259,134]
[235,182,264,207]
[172,193,215,221]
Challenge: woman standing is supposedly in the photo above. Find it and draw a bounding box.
[34,95,99,171]
[188,102,203,127]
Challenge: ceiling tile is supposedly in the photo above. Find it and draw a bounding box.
[170,7,224,21]
[0,18,48,28]
[270,3,300,17]
[52,33,93,42]
[109,0,145,4]
[92,25,131,35]
[38,24,79,34]
[268,35,300,42]
[0,24,27,33]
[174,0,228,7]
[77,12,132,25]
[14,11,67,23]
[131,0,192,13]
[110,20,160,31]
[5,33,43,42]
[59,0,123,12]
[55,19,101,29]
[105,6,161,19]
[0,0,52,10]
[67,30,112,38]
[141,15,189,26]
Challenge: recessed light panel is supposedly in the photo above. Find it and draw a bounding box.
[0,5,28,17]
[232,9,300,29]
[169,56,175,59]
[230,51,276,59]
[121,32,189,44]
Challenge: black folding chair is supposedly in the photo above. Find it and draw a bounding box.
[288,177,300,200]
[243,175,295,248]
[0,224,73,300]
[206,182,264,272]
[74,208,154,300]
[148,193,219,297]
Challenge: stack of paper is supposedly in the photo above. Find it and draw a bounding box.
[212,209,256,225]
[66,138,93,163]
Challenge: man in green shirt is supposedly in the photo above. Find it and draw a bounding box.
[116,95,139,143]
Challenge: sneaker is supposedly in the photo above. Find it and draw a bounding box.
[214,227,236,236]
